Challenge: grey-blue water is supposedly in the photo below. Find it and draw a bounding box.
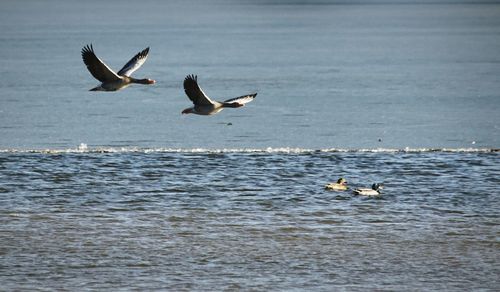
[1,149,499,290]
[1,0,499,290]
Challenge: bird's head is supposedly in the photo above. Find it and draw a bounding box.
[182,108,193,114]
[337,178,347,185]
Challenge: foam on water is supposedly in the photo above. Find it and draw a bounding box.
[0,144,498,154]
[1,141,499,291]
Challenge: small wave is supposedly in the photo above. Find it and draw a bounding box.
[0,144,498,154]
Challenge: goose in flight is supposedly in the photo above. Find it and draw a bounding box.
[81,44,155,91]
[182,75,257,115]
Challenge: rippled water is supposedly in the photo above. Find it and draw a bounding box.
[1,0,500,290]
[1,149,499,290]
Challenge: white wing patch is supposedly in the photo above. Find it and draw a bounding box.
[117,47,150,77]
[223,93,257,105]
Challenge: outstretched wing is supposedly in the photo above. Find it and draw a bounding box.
[223,93,257,105]
[81,44,122,82]
[117,47,150,77]
[183,75,215,106]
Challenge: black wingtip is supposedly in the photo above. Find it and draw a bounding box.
[140,47,150,57]
[245,93,257,99]
[81,43,94,56]
[185,74,198,82]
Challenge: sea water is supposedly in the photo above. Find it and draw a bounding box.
[0,148,499,290]
[0,0,499,290]
[0,0,499,149]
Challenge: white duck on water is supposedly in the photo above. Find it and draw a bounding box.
[81,44,155,91]
[353,183,383,196]
[182,75,257,115]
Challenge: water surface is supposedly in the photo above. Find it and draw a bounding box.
[0,0,499,149]
[0,0,499,290]
[1,149,499,290]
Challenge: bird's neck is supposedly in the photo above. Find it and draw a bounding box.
[130,77,155,84]
[222,102,244,108]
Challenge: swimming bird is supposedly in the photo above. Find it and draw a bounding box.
[81,44,155,91]
[353,183,383,196]
[182,75,257,115]
[325,178,348,191]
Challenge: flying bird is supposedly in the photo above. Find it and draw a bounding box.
[182,74,257,115]
[81,44,155,91]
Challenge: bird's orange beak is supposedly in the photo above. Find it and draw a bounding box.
[147,79,156,84]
